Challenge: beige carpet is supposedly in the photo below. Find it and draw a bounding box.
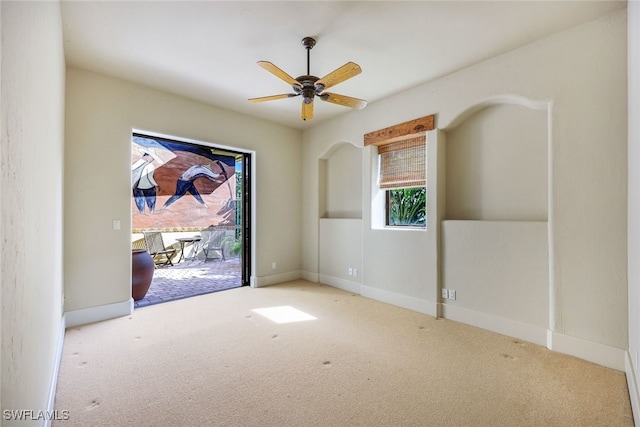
[54,280,633,426]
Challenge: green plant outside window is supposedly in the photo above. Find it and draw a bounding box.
[387,187,426,227]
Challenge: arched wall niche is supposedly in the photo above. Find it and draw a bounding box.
[318,140,362,219]
[443,95,550,221]
[439,95,552,335]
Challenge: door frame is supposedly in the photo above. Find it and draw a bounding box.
[132,129,256,287]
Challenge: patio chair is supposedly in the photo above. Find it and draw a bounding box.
[199,229,226,262]
[143,231,177,267]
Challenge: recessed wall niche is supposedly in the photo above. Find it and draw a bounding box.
[445,103,548,221]
[319,142,362,219]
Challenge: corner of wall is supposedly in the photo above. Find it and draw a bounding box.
[302,271,320,283]
[64,299,133,328]
[626,351,640,425]
[548,331,626,371]
[44,315,67,427]
[252,270,303,288]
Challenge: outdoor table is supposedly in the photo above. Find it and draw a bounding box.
[176,236,201,262]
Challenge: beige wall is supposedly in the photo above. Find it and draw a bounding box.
[64,68,302,312]
[303,9,628,353]
[1,1,66,422]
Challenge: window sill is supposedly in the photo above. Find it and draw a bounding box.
[377,225,427,232]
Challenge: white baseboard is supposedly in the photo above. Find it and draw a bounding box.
[319,274,361,294]
[253,270,302,288]
[65,298,133,328]
[626,351,640,425]
[440,305,627,371]
[548,331,626,371]
[301,270,319,283]
[361,284,437,317]
[308,276,628,374]
[44,314,66,427]
[441,303,548,347]
[318,275,437,316]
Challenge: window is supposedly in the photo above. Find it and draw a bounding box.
[386,187,426,226]
[365,114,434,230]
[377,134,426,228]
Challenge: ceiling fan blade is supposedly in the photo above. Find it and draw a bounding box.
[257,61,302,88]
[301,100,314,121]
[248,93,299,103]
[316,62,362,90]
[319,92,367,109]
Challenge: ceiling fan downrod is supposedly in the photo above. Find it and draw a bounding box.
[302,36,316,76]
[300,37,319,104]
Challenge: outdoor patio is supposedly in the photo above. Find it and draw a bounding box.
[134,257,242,309]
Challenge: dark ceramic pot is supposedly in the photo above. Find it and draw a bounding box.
[132,249,154,301]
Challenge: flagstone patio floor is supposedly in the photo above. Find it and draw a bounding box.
[134,257,243,309]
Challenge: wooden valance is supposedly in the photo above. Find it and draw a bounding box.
[364,114,435,146]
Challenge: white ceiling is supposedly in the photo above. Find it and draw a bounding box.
[60,1,626,130]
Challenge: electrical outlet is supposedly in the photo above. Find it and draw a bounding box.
[348,267,353,275]
[112,219,121,230]
[271,262,277,270]
[449,290,456,300]
[353,268,358,277]
[441,289,449,299]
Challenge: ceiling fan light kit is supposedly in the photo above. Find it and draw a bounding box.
[249,37,367,121]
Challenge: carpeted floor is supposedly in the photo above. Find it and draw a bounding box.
[54,281,634,426]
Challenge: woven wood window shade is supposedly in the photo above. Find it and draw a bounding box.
[377,134,426,189]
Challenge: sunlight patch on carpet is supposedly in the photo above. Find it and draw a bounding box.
[252,306,317,324]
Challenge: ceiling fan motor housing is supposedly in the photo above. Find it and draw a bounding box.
[294,75,324,104]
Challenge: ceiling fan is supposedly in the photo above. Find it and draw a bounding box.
[248,37,367,121]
